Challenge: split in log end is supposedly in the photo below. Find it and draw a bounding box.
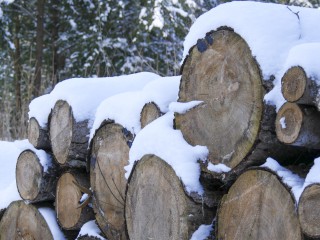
[281,66,307,102]
[56,171,94,230]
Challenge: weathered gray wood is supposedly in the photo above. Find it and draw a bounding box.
[0,200,54,239]
[216,168,302,240]
[89,122,133,240]
[28,117,51,150]
[276,102,320,149]
[298,183,320,238]
[176,28,314,183]
[282,66,320,109]
[125,154,215,240]
[56,171,94,230]
[140,102,162,129]
[16,149,60,203]
[50,100,89,168]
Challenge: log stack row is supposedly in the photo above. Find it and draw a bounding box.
[275,66,320,239]
[2,19,320,240]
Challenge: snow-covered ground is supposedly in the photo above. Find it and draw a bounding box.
[1,1,320,239]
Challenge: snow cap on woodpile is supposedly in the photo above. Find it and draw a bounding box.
[28,72,160,128]
[89,76,180,140]
[183,1,320,80]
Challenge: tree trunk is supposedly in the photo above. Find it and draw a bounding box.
[50,100,89,168]
[216,168,302,240]
[50,0,60,86]
[0,201,54,239]
[33,0,45,97]
[175,28,314,183]
[281,66,320,109]
[276,102,320,149]
[298,183,320,239]
[56,171,94,230]
[140,102,162,129]
[16,149,60,203]
[89,122,133,240]
[125,154,215,240]
[28,117,51,150]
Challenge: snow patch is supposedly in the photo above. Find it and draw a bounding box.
[169,101,203,114]
[38,207,66,240]
[280,117,287,129]
[207,162,231,173]
[77,220,106,240]
[190,223,214,240]
[125,112,208,194]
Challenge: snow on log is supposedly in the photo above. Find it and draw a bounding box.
[0,200,63,239]
[28,117,51,150]
[216,168,302,240]
[50,100,89,168]
[16,149,60,202]
[89,122,133,240]
[140,102,162,129]
[176,28,304,182]
[125,154,215,240]
[276,102,320,149]
[298,183,320,238]
[56,171,94,231]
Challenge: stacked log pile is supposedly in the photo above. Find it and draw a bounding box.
[2,2,320,240]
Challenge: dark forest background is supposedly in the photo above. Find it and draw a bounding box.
[0,0,319,140]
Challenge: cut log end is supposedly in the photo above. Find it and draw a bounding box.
[0,201,53,239]
[126,154,214,240]
[56,172,94,230]
[90,123,132,239]
[140,102,162,129]
[276,102,303,144]
[28,117,50,150]
[217,169,301,240]
[281,66,307,102]
[176,29,263,169]
[50,100,73,165]
[298,184,320,238]
[16,150,43,201]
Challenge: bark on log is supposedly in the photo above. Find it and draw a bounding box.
[216,168,302,240]
[298,183,320,238]
[56,171,94,230]
[281,66,320,108]
[0,200,54,239]
[28,117,51,150]
[276,102,320,149]
[140,102,162,129]
[89,122,133,240]
[16,149,61,202]
[175,28,314,182]
[125,154,215,240]
[50,100,89,168]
